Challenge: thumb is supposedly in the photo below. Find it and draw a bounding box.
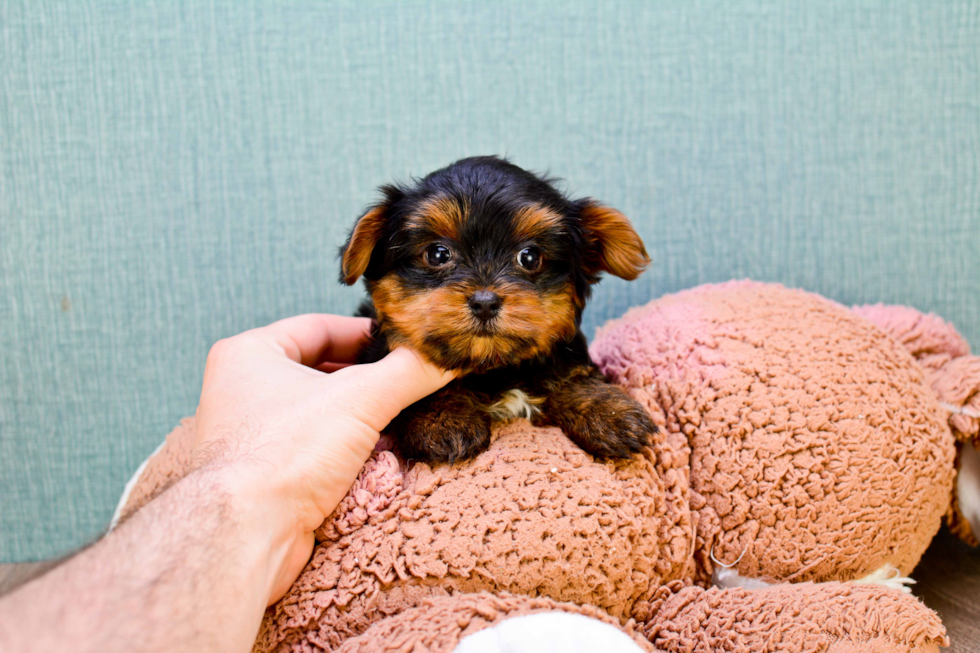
[346,347,456,429]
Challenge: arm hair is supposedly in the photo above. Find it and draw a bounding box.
[0,468,281,653]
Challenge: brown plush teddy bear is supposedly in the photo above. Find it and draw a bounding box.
[115,281,980,652]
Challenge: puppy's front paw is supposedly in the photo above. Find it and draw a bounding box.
[389,385,492,464]
[398,414,492,464]
[543,383,657,460]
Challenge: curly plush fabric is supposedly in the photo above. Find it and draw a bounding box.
[851,304,980,546]
[590,281,956,584]
[256,420,692,652]
[852,304,980,447]
[337,592,653,653]
[643,580,946,653]
[117,281,970,652]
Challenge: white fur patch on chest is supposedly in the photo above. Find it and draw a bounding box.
[487,389,543,421]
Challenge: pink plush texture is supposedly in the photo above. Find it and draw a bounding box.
[258,420,687,651]
[852,303,980,545]
[643,581,945,653]
[315,451,405,542]
[337,592,654,653]
[590,281,955,582]
[852,304,980,447]
[119,281,976,652]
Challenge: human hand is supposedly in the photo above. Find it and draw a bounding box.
[191,314,455,602]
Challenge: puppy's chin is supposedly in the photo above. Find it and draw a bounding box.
[394,328,556,372]
[422,330,546,372]
[421,332,526,372]
[371,277,579,373]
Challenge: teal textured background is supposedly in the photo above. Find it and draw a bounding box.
[1,1,978,562]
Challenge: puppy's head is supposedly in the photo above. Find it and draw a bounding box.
[340,156,649,372]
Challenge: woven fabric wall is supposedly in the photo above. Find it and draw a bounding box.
[2,0,977,561]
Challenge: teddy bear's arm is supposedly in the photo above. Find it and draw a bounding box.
[643,582,947,653]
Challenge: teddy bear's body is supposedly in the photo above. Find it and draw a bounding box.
[592,281,957,585]
[118,281,980,652]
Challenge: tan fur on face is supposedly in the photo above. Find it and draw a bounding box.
[371,275,578,371]
[406,196,466,240]
[493,280,577,344]
[580,202,650,280]
[513,204,564,240]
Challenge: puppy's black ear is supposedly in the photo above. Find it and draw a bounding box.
[577,200,650,281]
[340,186,403,285]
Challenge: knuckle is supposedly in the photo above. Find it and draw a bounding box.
[206,337,244,366]
[206,338,231,360]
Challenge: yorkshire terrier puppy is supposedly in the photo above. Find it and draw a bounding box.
[340,156,657,463]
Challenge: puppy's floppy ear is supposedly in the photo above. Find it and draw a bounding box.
[340,186,402,285]
[577,200,650,281]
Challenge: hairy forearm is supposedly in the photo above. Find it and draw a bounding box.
[0,469,288,653]
[0,316,452,651]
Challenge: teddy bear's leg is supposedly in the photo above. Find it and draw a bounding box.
[641,581,947,653]
[335,592,653,653]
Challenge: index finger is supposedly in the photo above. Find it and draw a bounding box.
[259,314,373,367]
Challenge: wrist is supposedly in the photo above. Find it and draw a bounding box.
[195,464,307,604]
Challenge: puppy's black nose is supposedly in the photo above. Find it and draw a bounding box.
[468,290,502,321]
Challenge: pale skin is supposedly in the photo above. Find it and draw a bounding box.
[0,314,455,653]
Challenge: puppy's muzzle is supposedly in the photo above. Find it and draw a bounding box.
[468,290,502,322]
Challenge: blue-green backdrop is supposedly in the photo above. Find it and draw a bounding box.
[1,0,978,562]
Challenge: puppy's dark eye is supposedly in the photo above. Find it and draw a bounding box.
[425,244,453,267]
[517,246,542,271]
